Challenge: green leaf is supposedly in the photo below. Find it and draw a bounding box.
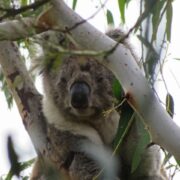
[1,0,11,8]
[137,35,159,79]
[126,0,132,6]
[134,0,157,32]
[166,1,173,42]
[166,93,174,118]
[174,58,180,61]
[20,0,28,6]
[176,159,180,166]
[131,117,151,173]
[118,0,126,23]
[5,157,35,180]
[112,79,123,101]
[152,0,166,41]
[6,136,20,179]
[113,103,135,153]
[106,9,114,26]
[22,177,29,180]
[72,0,78,10]
[1,79,13,109]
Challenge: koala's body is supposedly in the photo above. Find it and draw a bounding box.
[30,34,120,179]
[31,29,167,180]
[42,57,120,179]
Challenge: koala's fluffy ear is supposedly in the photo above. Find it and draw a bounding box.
[30,29,81,76]
[29,31,63,76]
[106,27,140,66]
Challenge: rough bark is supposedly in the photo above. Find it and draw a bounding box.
[0,41,47,155]
[0,40,72,179]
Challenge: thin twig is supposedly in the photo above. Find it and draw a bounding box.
[0,0,50,21]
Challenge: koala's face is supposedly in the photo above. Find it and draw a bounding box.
[43,57,115,120]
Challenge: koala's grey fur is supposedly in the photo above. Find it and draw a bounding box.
[33,31,120,179]
[31,29,167,180]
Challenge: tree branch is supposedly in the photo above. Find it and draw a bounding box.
[50,0,180,159]
[0,41,47,155]
[0,37,76,179]
[0,17,40,40]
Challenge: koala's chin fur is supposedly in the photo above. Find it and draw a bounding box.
[31,29,167,180]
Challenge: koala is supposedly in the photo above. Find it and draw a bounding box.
[42,57,120,179]
[31,31,120,180]
[31,29,167,180]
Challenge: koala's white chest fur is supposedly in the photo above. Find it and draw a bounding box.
[43,94,103,145]
[43,93,119,145]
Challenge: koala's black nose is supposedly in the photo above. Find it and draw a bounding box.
[70,82,90,109]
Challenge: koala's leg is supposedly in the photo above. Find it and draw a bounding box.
[47,124,107,180]
[130,145,167,180]
[117,115,167,180]
[68,152,100,180]
[30,157,70,180]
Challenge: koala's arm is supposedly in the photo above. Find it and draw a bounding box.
[130,145,167,180]
[118,120,167,180]
[30,153,100,180]
[31,124,103,180]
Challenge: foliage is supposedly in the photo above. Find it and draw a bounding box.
[166,93,174,118]
[3,136,35,180]
[118,0,126,23]
[0,0,178,179]
[106,9,114,26]
[72,0,78,10]
[0,71,13,108]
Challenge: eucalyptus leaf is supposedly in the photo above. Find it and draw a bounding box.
[118,0,126,23]
[106,9,114,26]
[72,0,77,10]
[6,136,20,179]
[131,117,151,173]
[112,79,123,101]
[113,104,134,152]
[1,80,13,109]
[166,1,173,42]
[152,0,166,41]
[174,58,180,61]
[20,0,28,6]
[166,93,174,118]
[176,159,180,166]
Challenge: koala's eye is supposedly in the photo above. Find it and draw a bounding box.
[61,77,67,83]
[96,76,103,83]
[80,63,90,71]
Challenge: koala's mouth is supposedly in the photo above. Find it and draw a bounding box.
[67,106,101,118]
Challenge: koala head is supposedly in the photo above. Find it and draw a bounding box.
[43,56,116,121]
